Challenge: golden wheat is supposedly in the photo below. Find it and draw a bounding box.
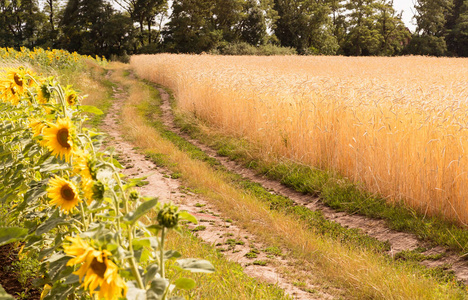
[131,54,468,225]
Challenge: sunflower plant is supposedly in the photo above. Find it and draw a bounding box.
[0,66,214,300]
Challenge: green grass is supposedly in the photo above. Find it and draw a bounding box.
[166,229,292,300]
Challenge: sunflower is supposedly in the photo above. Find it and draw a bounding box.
[0,67,35,95]
[40,284,51,300]
[43,118,75,162]
[73,151,94,181]
[81,177,94,205]
[29,118,47,137]
[64,236,127,300]
[64,86,78,106]
[47,176,81,213]
[37,83,51,104]
[0,83,21,105]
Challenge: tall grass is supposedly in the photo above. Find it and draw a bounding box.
[131,54,468,225]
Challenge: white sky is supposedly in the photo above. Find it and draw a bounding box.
[393,0,417,32]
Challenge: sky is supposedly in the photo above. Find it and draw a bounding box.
[393,0,417,32]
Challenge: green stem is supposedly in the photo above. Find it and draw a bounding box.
[79,202,88,231]
[51,86,68,118]
[160,227,166,278]
[128,227,145,289]
[110,189,123,243]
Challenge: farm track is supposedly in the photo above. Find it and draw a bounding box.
[101,70,468,299]
[101,73,332,300]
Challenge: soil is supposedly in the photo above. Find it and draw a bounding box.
[0,245,40,300]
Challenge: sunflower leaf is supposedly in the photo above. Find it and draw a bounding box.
[0,227,28,246]
[174,278,196,291]
[123,198,158,225]
[176,259,215,273]
[78,105,103,115]
[164,250,182,260]
[146,278,169,300]
[178,211,198,224]
[126,281,146,300]
[144,264,159,286]
[36,216,66,235]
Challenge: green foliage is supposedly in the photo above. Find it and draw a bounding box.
[212,42,297,55]
[273,0,338,55]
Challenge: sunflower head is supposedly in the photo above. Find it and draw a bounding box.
[43,118,76,162]
[73,151,97,181]
[157,203,179,229]
[64,86,78,106]
[40,284,52,300]
[64,236,127,300]
[0,82,21,105]
[47,176,81,214]
[1,67,35,95]
[81,178,94,205]
[37,83,51,104]
[29,118,47,137]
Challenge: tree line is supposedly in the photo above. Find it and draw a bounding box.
[0,0,464,57]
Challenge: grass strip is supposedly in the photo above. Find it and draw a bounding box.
[108,64,467,299]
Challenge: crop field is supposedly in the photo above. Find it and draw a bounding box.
[131,54,468,225]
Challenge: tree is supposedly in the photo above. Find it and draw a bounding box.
[163,0,222,53]
[132,0,166,45]
[0,0,45,47]
[273,0,338,54]
[341,0,381,55]
[339,0,409,56]
[408,0,453,56]
[374,0,411,55]
[447,0,468,56]
[238,0,268,45]
[59,0,135,56]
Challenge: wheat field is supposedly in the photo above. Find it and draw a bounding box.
[131,54,468,225]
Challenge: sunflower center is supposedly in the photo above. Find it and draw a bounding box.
[60,185,76,201]
[67,94,76,105]
[13,73,23,87]
[57,128,71,148]
[90,257,107,278]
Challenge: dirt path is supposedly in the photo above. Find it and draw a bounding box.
[100,79,334,299]
[155,86,468,284]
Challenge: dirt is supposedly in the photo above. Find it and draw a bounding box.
[0,245,40,300]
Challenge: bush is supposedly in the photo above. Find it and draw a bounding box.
[212,42,297,56]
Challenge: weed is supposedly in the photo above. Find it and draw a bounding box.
[191,226,206,232]
[253,260,268,266]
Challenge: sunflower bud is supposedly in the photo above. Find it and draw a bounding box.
[157,204,179,229]
[129,190,140,201]
[92,181,105,201]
